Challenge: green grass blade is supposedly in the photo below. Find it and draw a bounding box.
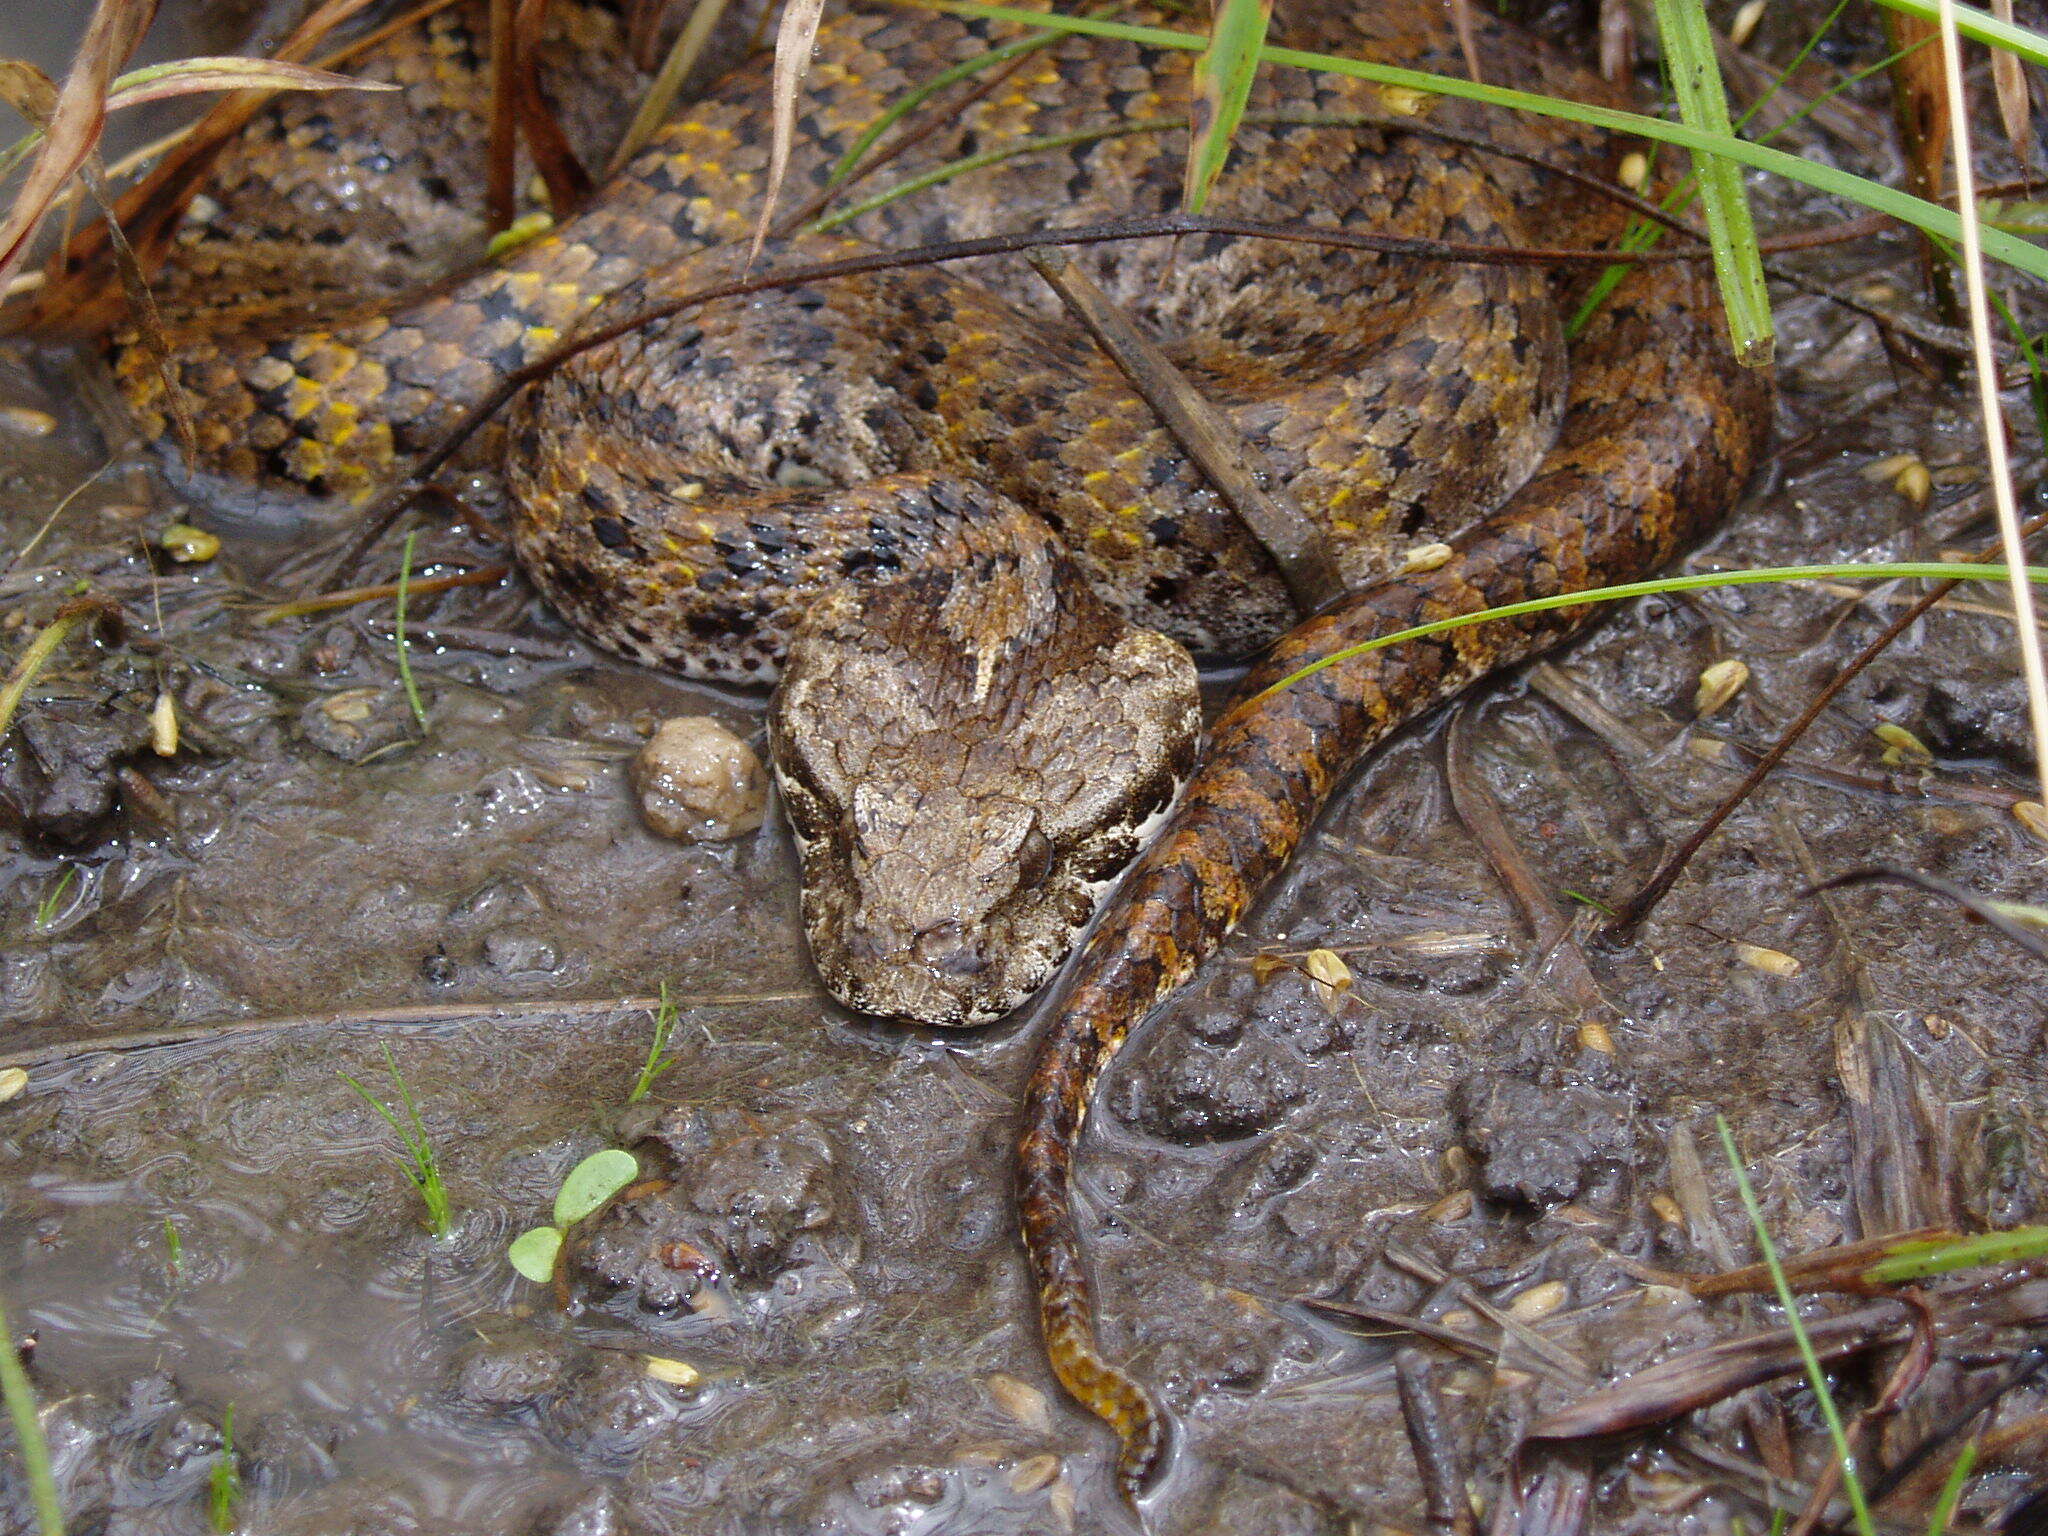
[1651,0,1772,364]
[1925,1441,1978,1535]
[338,1048,451,1238]
[1870,0,2048,67]
[207,1403,239,1534]
[0,1292,63,1536]
[1861,1225,2048,1283]
[897,0,2048,284]
[1718,1118,1876,1536]
[1184,0,1271,214]
[627,981,682,1104]
[1250,561,2048,702]
[1568,28,1924,341]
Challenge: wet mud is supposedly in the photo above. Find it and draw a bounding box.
[3,3,2048,1532]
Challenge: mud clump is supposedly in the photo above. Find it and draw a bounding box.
[1110,1033,1308,1143]
[1449,1072,1638,1207]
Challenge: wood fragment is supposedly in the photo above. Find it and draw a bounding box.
[1396,1348,1477,1536]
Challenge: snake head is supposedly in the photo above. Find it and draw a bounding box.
[769,509,1200,1028]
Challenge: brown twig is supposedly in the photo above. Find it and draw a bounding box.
[250,563,511,623]
[1027,246,1344,611]
[485,0,520,232]
[0,989,821,1072]
[1396,1348,1478,1536]
[1600,506,2048,943]
[1878,7,1960,326]
[513,0,594,215]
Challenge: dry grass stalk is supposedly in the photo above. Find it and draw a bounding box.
[1934,0,2048,805]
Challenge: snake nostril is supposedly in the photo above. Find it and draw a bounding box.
[913,921,986,977]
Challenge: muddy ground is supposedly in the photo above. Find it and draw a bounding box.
[3,3,2048,1533]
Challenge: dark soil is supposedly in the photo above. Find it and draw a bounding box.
[3,4,2047,1534]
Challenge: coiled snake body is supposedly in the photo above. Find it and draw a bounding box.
[112,0,1768,1501]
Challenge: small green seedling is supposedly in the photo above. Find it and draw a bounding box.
[32,866,76,932]
[339,1044,451,1238]
[508,1149,640,1283]
[163,1218,184,1283]
[0,1291,62,1536]
[393,530,429,734]
[208,1404,241,1534]
[626,983,681,1105]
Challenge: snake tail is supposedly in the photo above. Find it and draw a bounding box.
[1015,266,1771,1498]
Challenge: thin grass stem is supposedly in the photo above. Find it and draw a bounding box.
[1250,561,2048,705]
[338,1044,451,1237]
[626,982,681,1104]
[1651,0,1772,362]
[1925,1441,1978,1534]
[1716,1117,1876,1536]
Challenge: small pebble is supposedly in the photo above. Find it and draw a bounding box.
[1733,941,1799,978]
[1650,1192,1684,1224]
[1506,1279,1567,1322]
[1617,151,1649,190]
[0,1067,26,1104]
[1008,1454,1061,1495]
[1693,658,1748,717]
[632,717,767,842]
[984,1372,1052,1434]
[0,405,56,437]
[159,523,220,563]
[1728,0,1766,46]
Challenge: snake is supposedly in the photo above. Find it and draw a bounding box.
[102,0,1770,1504]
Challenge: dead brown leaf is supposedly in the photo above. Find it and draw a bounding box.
[750,0,826,264]
[0,0,158,296]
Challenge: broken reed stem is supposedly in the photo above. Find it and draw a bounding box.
[1026,246,1345,611]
